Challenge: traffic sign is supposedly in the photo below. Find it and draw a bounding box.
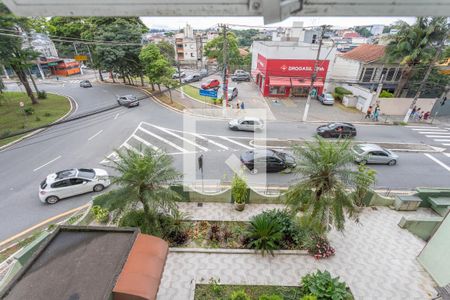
[199,89,218,98]
[74,55,88,61]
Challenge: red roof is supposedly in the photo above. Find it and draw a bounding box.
[339,44,386,63]
[343,31,360,39]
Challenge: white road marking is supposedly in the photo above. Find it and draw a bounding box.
[219,136,253,149]
[132,134,159,151]
[138,126,188,153]
[114,113,119,120]
[187,132,230,150]
[417,131,449,134]
[444,153,450,158]
[123,142,143,155]
[152,125,209,152]
[433,139,450,142]
[442,144,450,146]
[88,129,103,141]
[33,156,61,172]
[407,126,439,129]
[426,135,450,138]
[425,154,450,172]
[411,128,443,131]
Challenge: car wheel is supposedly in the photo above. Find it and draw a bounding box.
[250,168,258,174]
[388,159,397,166]
[117,100,121,106]
[93,184,105,192]
[231,126,238,131]
[46,196,59,204]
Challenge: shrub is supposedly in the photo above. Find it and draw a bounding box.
[44,112,52,117]
[0,130,11,139]
[246,213,283,256]
[91,205,109,223]
[231,173,249,204]
[300,294,318,300]
[259,294,283,300]
[119,210,148,230]
[230,290,250,300]
[24,107,34,115]
[258,209,299,249]
[208,278,223,296]
[159,210,191,246]
[305,235,335,259]
[300,270,351,300]
[37,90,47,99]
[379,90,394,98]
[35,116,41,122]
[208,223,222,243]
[335,87,352,96]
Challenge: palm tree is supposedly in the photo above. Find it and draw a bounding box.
[246,213,283,256]
[285,137,372,232]
[385,17,448,97]
[95,147,181,236]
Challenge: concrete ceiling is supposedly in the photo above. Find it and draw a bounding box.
[4,0,450,24]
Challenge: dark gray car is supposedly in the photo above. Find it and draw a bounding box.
[80,80,92,88]
[231,73,250,82]
[117,95,139,108]
[183,74,201,83]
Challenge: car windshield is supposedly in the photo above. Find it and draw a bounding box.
[77,168,95,179]
[55,169,77,179]
[353,145,365,155]
[325,94,334,99]
[327,123,336,128]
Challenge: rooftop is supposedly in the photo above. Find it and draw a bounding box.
[339,44,385,63]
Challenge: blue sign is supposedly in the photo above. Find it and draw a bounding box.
[199,89,218,98]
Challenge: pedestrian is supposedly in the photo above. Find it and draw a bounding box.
[423,111,431,120]
[412,106,417,116]
[236,102,240,109]
[373,107,380,122]
[419,111,424,121]
[365,106,373,119]
[414,108,421,121]
[240,102,245,110]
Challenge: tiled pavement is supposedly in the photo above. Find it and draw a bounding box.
[158,206,437,300]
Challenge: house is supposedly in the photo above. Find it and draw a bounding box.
[0,226,169,300]
[330,44,403,92]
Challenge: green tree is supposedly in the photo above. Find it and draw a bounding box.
[204,32,242,68]
[140,43,174,91]
[94,148,181,236]
[156,40,176,65]
[0,3,39,104]
[354,26,372,38]
[27,17,52,34]
[406,66,450,98]
[385,17,449,97]
[47,17,89,58]
[285,137,371,231]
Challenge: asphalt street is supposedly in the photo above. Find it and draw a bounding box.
[1,80,450,241]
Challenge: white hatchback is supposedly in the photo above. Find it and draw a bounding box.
[228,117,264,132]
[39,168,111,204]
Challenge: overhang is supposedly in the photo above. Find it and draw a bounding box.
[269,76,291,87]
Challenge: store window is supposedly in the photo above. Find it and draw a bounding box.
[395,69,402,81]
[386,68,396,81]
[361,68,374,82]
[269,86,286,95]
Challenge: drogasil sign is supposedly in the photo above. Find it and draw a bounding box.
[281,65,325,72]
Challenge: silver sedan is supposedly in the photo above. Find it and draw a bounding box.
[352,144,399,166]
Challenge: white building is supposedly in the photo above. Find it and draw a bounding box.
[370,24,385,36]
[184,24,194,39]
[26,32,58,58]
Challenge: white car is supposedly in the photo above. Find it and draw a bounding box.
[39,168,111,204]
[229,117,264,132]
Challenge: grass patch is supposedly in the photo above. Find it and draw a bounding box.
[146,89,185,111]
[0,91,71,147]
[180,85,219,105]
[194,283,302,300]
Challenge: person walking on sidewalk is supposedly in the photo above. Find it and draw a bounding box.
[373,105,380,122]
[236,102,240,109]
[240,102,245,110]
[365,106,373,119]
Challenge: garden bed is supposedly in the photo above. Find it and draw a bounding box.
[194,283,302,300]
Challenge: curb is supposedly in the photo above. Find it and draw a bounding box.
[169,247,309,255]
[0,92,76,151]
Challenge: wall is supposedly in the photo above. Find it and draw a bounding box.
[398,216,443,241]
[377,98,437,116]
[418,212,450,287]
[331,56,361,82]
[340,83,375,112]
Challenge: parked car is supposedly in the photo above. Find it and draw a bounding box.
[317,93,335,105]
[183,74,201,83]
[117,95,139,107]
[240,149,296,174]
[39,168,111,204]
[200,69,208,77]
[229,117,264,132]
[231,73,251,82]
[201,79,220,90]
[233,69,249,76]
[316,122,357,138]
[172,71,186,79]
[217,86,238,101]
[80,80,92,88]
[352,144,399,166]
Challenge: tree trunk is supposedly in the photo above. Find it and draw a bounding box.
[13,67,38,104]
[27,69,40,94]
[394,65,413,97]
[122,72,126,84]
[157,84,161,92]
[151,83,155,91]
[110,71,116,83]
[168,87,173,103]
[98,69,104,81]
[140,75,144,86]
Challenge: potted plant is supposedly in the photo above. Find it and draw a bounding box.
[231,173,248,211]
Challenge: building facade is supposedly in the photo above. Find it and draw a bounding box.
[30,33,58,58]
[251,41,336,97]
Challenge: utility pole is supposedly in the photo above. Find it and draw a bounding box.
[222,24,229,112]
[403,36,446,123]
[302,25,327,122]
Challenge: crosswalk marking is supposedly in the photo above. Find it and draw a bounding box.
[442,144,450,146]
[444,153,450,158]
[418,131,450,134]
[123,143,143,155]
[132,134,159,151]
[425,135,450,138]
[219,136,253,150]
[138,126,188,153]
[187,132,230,150]
[151,125,209,152]
[434,139,450,142]
[411,128,445,131]
[425,154,450,172]
[407,126,439,129]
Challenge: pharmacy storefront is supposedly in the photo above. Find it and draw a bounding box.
[253,54,330,98]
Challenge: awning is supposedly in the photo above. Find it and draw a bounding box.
[251,69,262,77]
[269,76,291,87]
[290,78,325,88]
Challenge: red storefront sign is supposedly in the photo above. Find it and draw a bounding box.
[255,54,329,97]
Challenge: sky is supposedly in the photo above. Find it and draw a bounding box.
[141,16,416,30]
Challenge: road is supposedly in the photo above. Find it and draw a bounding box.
[0,80,450,241]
